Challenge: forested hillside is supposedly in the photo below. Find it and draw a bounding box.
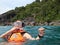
[0,0,60,25]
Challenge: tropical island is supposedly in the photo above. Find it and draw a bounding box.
[0,0,60,26]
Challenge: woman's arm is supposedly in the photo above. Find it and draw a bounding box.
[23,33,40,40]
[0,27,17,38]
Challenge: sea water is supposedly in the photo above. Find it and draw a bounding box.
[0,26,60,45]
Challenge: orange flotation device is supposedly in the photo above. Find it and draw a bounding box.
[8,29,25,42]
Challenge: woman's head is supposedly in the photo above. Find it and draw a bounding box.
[13,20,25,27]
[38,27,45,34]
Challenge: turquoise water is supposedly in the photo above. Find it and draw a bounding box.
[0,26,60,45]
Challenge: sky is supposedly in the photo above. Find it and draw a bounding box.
[0,0,35,14]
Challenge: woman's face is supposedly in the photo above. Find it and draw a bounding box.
[15,25,22,28]
[39,29,45,34]
[14,21,22,28]
[38,28,45,35]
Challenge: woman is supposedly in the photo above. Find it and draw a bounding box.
[0,20,45,42]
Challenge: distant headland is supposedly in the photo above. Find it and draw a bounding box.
[0,0,60,26]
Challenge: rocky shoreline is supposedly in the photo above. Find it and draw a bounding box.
[26,20,60,26]
[0,20,60,26]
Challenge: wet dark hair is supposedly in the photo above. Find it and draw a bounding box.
[22,22,25,27]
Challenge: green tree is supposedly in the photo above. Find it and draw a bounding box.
[36,0,40,2]
[42,0,48,2]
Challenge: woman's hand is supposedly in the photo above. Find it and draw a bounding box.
[14,26,20,29]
